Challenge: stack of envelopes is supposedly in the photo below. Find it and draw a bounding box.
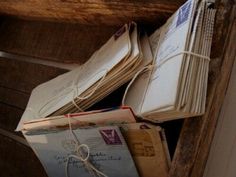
[15,0,217,176]
[22,107,136,132]
[17,22,153,130]
[21,107,170,177]
[125,0,216,122]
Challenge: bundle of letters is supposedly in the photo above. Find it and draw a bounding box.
[22,107,170,177]
[16,22,153,130]
[124,0,216,122]
[17,0,216,176]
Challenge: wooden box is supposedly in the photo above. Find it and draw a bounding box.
[0,0,235,177]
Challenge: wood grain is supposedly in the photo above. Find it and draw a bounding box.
[203,33,236,177]
[0,0,186,25]
[0,17,118,63]
[0,1,235,177]
[0,57,67,133]
[0,134,47,177]
[0,86,29,109]
[0,57,67,93]
[169,1,236,177]
[0,103,24,132]
[190,10,236,177]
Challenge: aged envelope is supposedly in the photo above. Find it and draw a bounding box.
[16,23,132,131]
[24,126,139,177]
[125,0,216,121]
[22,107,136,133]
[121,123,171,177]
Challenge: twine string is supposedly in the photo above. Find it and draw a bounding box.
[65,114,108,177]
[122,50,210,106]
[26,69,108,118]
[71,69,108,111]
[121,65,155,106]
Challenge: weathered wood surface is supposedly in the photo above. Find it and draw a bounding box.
[190,12,236,177]
[203,39,236,177]
[0,57,70,176]
[0,103,24,132]
[0,0,235,177]
[169,1,236,177]
[0,57,67,93]
[0,17,118,63]
[0,134,47,177]
[0,57,67,132]
[0,0,185,25]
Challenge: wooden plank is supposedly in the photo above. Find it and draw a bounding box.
[0,57,67,93]
[203,38,236,177]
[0,134,47,177]
[0,103,24,132]
[169,1,236,177]
[0,51,79,70]
[0,57,69,133]
[0,17,118,63]
[0,128,28,146]
[0,0,186,25]
[190,11,236,177]
[0,86,29,109]
[0,56,71,135]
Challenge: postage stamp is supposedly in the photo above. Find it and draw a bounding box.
[100,129,122,145]
[176,1,192,27]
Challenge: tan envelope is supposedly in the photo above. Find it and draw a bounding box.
[121,123,171,177]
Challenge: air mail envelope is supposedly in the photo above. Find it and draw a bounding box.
[24,126,139,177]
[121,123,170,177]
[142,0,197,114]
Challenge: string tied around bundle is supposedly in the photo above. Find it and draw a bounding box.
[26,68,108,119]
[122,51,210,106]
[65,114,108,177]
[121,64,155,106]
[157,51,210,68]
[70,68,108,112]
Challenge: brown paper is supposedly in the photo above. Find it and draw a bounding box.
[121,123,170,177]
